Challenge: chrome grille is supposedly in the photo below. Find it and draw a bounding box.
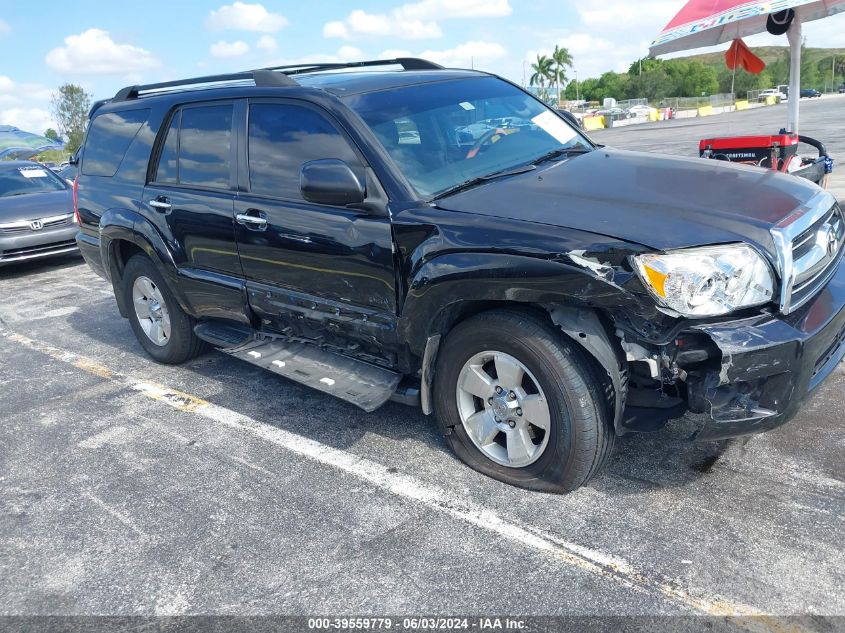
[0,213,73,235]
[771,191,844,315]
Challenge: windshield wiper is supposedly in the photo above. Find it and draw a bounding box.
[530,146,593,166]
[430,163,536,202]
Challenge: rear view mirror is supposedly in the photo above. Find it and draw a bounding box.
[300,159,365,206]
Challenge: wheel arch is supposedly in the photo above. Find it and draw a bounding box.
[99,208,187,318]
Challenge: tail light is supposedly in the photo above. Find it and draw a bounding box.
[72,175,80,225]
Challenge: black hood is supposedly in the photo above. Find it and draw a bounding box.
[0,190,72,222]
[437,148,823,259]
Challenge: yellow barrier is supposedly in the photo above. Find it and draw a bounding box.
[764,96,777,105]
[648,110,660,122]
[583,116,605,131]
[735,100,749,111]
[698,105,714,117]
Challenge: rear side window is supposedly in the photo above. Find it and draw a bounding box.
[155,111,180,184]
[153,104,233,189]
[82,109,150,177]
[248,103,359,199]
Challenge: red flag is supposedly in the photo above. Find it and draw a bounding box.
[725,38,766,74]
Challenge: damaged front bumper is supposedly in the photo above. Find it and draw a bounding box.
[682,259,845,441]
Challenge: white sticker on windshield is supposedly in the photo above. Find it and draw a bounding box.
[19,168,49,178]
[531,110,577,145]
[458,101,476,111]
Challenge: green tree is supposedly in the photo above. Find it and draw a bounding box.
[550,45,573,104]
[44,128,60,142]
[50,84,91,155]
[529,54,554,102]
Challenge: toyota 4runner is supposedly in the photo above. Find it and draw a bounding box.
[75,58,845,493]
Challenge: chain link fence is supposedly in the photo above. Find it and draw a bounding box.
[657,93,736,111]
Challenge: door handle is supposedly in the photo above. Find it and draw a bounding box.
[236,212,268,230]
[149,197,171,211]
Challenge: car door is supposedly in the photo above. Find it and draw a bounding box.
[144,100,250,323]
[234,99,397,354]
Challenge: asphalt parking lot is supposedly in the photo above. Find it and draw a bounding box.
[1,97,844,624]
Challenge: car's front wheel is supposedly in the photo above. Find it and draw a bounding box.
[122,254,207,364]
[433,309,614,493]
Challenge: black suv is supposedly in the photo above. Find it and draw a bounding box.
[75,58,845,493]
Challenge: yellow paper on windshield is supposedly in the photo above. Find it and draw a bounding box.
[531,110,577,145]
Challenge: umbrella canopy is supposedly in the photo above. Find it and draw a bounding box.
[0,125,64,160]
[649,0,845,132]
[650,0,845,56]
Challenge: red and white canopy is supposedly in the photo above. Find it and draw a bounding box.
[649,0,845,132]
[650,0,845,56]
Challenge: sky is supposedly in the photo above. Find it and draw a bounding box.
[1,0,845,135]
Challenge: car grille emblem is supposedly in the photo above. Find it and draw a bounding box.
[29,220,43,231]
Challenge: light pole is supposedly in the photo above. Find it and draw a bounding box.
[575,69,579,103]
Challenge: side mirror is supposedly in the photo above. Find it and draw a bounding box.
[300,159,365,206]
[68,153,79,166]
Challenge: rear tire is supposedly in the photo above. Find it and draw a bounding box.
[433,309,614,493]
[121,254,207,364]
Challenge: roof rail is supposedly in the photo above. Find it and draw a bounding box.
[260,57,444,75]
[113,68,297,101]
[112,57,444,101]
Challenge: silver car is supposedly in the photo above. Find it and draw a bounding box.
[0,161,78,265]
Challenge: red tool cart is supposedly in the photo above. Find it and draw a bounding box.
[699,133,833,190]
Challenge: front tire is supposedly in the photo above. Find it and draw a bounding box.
[121,254,207,364]
[433,309,614,493]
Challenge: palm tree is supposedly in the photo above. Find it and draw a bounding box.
[550,45,573,105]
[530,54,553,102]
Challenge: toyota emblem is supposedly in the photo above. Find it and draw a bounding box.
[827,225,839,257]
[29,220,43,231]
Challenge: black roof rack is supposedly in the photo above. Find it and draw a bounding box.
[112,57,444,101]
[260,57,444,75]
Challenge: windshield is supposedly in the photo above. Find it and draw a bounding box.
[0,164,68,198]
[345,76,592,198]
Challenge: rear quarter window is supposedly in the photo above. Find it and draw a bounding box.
[82,109,150,177]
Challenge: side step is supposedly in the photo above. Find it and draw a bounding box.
[195,323,402,412]
[194,321,254,348]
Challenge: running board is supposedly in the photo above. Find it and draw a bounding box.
[221,337,402,413]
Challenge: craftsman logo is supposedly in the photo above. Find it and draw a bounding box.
[725,152,756,159]
[29,220,43,231]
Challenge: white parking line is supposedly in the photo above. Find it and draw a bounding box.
[0,328,805,627]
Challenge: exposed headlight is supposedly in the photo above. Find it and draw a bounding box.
[632,244,775,317]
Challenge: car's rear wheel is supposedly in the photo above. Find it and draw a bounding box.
[122,254,207,364]
[433,309,614,493]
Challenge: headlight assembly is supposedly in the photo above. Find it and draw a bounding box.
[632,244,775,317]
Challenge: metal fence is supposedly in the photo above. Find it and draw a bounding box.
[658,93,735,110]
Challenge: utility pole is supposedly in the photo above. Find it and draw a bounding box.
[575,69,579,102]
[832,55,836,93]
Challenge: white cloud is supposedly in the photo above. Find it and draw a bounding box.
[45,29,161,74]
[323,0,511,41]
[420,40,507,69]
[323,22,350,39]
[398,0,512,21]
[0,76,60,132]
[378,48,414,59]
[0,19,10,36]
[206,2,288,32]
[578,1,681,30]
[256,35,277,51]
[265,46,366,67]
[0,108,55,135]
[210,40,250,58]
